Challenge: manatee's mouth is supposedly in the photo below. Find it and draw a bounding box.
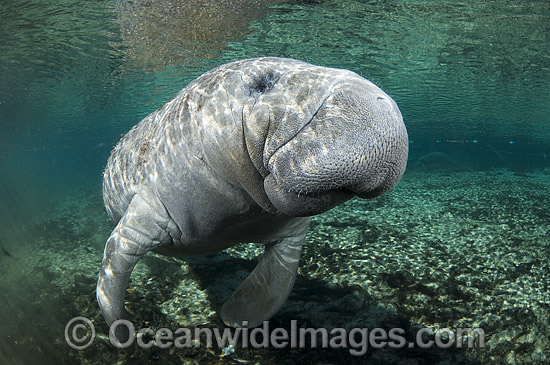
[263,161,393,217]
[263,173,355,217]
[262,117,397,217]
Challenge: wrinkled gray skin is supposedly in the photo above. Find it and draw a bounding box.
[97,57,408,339]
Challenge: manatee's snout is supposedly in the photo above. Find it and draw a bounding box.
[264,75,409,216]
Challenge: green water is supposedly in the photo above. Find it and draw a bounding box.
[0,0,549,363]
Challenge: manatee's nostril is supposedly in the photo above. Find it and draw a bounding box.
[376,95,393,111]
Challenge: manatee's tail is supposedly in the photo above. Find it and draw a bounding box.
[96,193,178,343]
[220,218,310,328]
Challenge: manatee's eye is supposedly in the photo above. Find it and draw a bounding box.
[250,71,280,96]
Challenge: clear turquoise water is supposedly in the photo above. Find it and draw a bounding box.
[1,0,549,228]
[0,0,549,363]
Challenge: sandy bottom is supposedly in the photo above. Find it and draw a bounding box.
[1,168,548,364]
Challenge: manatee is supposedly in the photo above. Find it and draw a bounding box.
[97,57,408,336]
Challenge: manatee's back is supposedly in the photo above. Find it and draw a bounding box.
[101,63,227,224]
[102,81,197,223]
[102,113,160,223]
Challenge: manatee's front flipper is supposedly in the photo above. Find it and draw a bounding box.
[96,193,178,341]
[220,220,310,328]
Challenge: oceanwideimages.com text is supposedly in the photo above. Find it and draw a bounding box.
[65,317,485,355]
